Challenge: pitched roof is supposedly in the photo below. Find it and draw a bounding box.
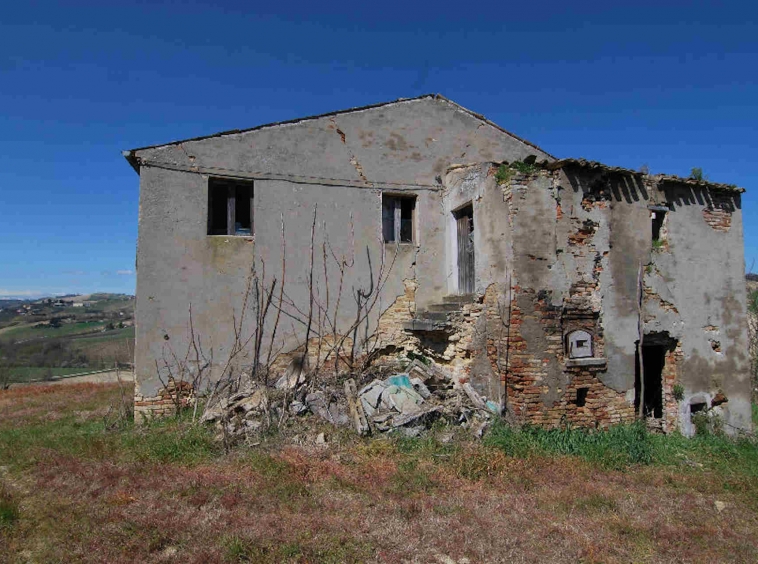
[123,94,553,171]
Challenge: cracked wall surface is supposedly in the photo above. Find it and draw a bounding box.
[128,97,750,432]
[130,98,548,411]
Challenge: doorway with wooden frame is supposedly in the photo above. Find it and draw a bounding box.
[454,205,475,294]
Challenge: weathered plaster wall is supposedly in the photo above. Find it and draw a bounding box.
[443,163,513,297]
[132,96,551,189]
[135,167,429,404]
[131,98,549,415]
[498,166,751,433]
[650,182,751,434]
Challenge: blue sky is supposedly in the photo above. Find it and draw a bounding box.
[1,0,756,298]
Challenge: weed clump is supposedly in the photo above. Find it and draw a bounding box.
[495,160,539,185]
[484,421,653,469]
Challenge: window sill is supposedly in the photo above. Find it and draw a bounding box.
[565,357,607,367]
[207,234,255,240]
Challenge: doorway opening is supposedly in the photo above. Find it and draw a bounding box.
[454,205,475,294]
[634,332,676,419]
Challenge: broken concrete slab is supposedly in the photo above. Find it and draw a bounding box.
[305,391,349,426]
[410,377,431,399]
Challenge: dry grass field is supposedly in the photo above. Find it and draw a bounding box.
[1,383,758,563]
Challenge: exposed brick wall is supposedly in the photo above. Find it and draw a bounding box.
[702,207,732,232]
[375,278,417,351]
[501,286,635,428]
[134,379,195,423]
[662,344,684,433]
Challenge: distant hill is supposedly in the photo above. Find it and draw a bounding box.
[0,293,135,384]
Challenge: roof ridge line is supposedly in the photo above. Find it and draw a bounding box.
[123,94,554,161]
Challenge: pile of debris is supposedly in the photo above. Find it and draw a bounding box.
[202,360,501,441]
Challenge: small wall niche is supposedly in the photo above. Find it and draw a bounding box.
[566,330,593,359]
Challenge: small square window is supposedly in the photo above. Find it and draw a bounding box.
[382,194,416,243]
[208,178,254,236]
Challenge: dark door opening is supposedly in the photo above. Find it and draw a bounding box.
[455,206,475,294]
[634,343,666,418]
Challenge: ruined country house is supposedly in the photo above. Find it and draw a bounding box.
[123,94,752,436]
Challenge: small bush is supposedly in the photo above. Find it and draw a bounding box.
[690,167,705,181]
[510,160,538,175]
[673,384,685,401]
[495,164,513,185]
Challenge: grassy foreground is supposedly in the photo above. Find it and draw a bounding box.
[1,384,758,563]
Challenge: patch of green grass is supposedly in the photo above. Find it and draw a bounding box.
[748,289,758,315]
[485,420,654,470]
[390,459,437,494]
[1,321,106,342]
[71,326,134,344]
[122,416,220,465]
[222,534,373,563]
[0,410,219,470]
[485,418,758,480]
[652,238,666,252]
[7,366,89,382]
[0,483,19,530]
[0,416,120,469]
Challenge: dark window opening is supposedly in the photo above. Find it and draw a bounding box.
[690,402,707,414]
[383,194,416,243]
[634,341,668,419]
[576,387,589,407]
[208,178,254,236]
[651,210,666,242]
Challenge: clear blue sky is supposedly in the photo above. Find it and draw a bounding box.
[1,0,756,298]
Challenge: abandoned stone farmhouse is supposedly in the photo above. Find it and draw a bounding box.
[124,94,752,435]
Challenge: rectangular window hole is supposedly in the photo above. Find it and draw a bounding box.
[576,387,589,407]
[208,178,253,236]
[652,210,666,242]
[383,194,416,243]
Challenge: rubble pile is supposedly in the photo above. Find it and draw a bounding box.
[202,360,501,441]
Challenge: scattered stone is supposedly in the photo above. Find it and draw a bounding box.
[358,380,386,417]
[715,500,726,513]
[315,432,327,445]
[305,391,349,426]
[289,401,307,415]
[406,359,432,382]
[231,389,266,414]
[274,358,307,390]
